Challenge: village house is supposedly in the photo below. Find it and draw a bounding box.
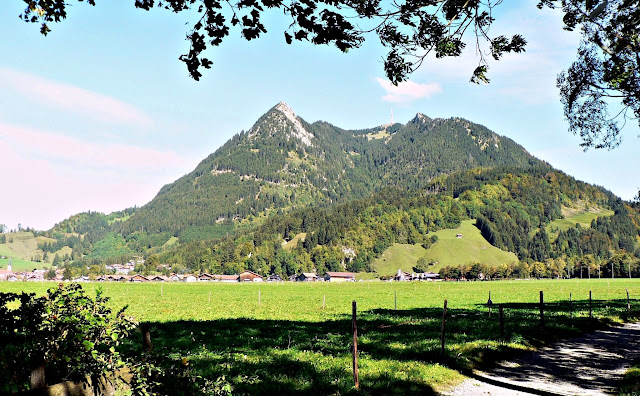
[130,274,149,283]
[324,271,356,282]
[214,274,240,282]
[148,275,169,282]
[198,273,215,282]
[266,274,282,282]
[297,272,318,282]
[182,274,197,283]
[239,270,263,282]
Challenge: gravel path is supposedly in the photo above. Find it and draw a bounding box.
[443,322,640,395]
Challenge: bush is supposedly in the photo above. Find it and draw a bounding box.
[0,283,137,393]
[0,283,231,395]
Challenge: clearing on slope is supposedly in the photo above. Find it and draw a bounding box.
[282,233,307,251]
[546,206,615,241]
[0,232,52,268]
[372,220,518,275]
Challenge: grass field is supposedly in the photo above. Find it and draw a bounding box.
[283,233,307,251]
[0,257,49,272]
[373,220,519,275]
[546,208,615,240]
[2,279,638,395]
[371,243,429,275]
[0,231,53,269]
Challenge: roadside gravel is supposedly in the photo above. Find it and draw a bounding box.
[443,322,640,395]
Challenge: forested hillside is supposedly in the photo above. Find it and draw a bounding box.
[28,103,639,278]
[115,102,541,243]
[153,166,640,278]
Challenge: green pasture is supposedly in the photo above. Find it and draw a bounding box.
[0,257,49,272]
[0,231,53,268]
[372,243,428,275]
[546,209,614,240]
[2,279,639,395]
[373,220,518,275]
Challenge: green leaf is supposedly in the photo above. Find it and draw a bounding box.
[83,340,95,351]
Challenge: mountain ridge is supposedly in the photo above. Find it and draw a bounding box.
[114,102,543,241]
[22,102,638,279]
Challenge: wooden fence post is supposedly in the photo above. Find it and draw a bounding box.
[589,291,592,319]
[141,323,152,352]
[258,289,261,307]
[208,291,211,304]
[569,292,573,318]
[352,301,359,390]
[627,289,631,312]
[323,294,326,310]
[540,291,545,327]
[441,299,448,358]
[499,304,504,341]
[488,291,492,318]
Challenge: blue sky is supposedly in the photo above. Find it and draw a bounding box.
[1,1,638,231]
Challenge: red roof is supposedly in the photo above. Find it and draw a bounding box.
[326,272,355,278]
[214,275,239,280]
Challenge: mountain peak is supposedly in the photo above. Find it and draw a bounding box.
[246,102,315,146]
[411,113,431,124]
[275,101,293,112]
[273,102,314,146]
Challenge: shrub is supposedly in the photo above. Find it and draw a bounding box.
[0,283,137,393]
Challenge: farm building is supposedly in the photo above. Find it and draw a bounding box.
[182,275,198,283]
[214,274,240,282]
[266,274,283,282]
[130,274,149,283]
[297,273,318,282]
[422,272,440,280]
[324,272,356,282]
[149,275,169,282]
[198,273,215,282]
[239,270,263,282]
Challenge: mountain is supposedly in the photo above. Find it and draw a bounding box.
[31,102,639,278]
[115,102,542,243]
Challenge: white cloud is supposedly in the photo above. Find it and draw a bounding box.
[375,78,442,103]
[0,67,154,129]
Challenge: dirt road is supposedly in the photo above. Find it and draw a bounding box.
[444,322,640,395]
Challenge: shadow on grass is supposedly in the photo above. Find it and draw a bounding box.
[121,299,638,395]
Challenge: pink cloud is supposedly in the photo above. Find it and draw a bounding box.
[0,68,154,129]
[0,122,185,170]
[375,78,442,103]
[0,124,197,231]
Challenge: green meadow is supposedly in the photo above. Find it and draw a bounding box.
[2,279,638,394]
[0,231,55,269]
[372,220,518,275]
[546,208,615,240]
